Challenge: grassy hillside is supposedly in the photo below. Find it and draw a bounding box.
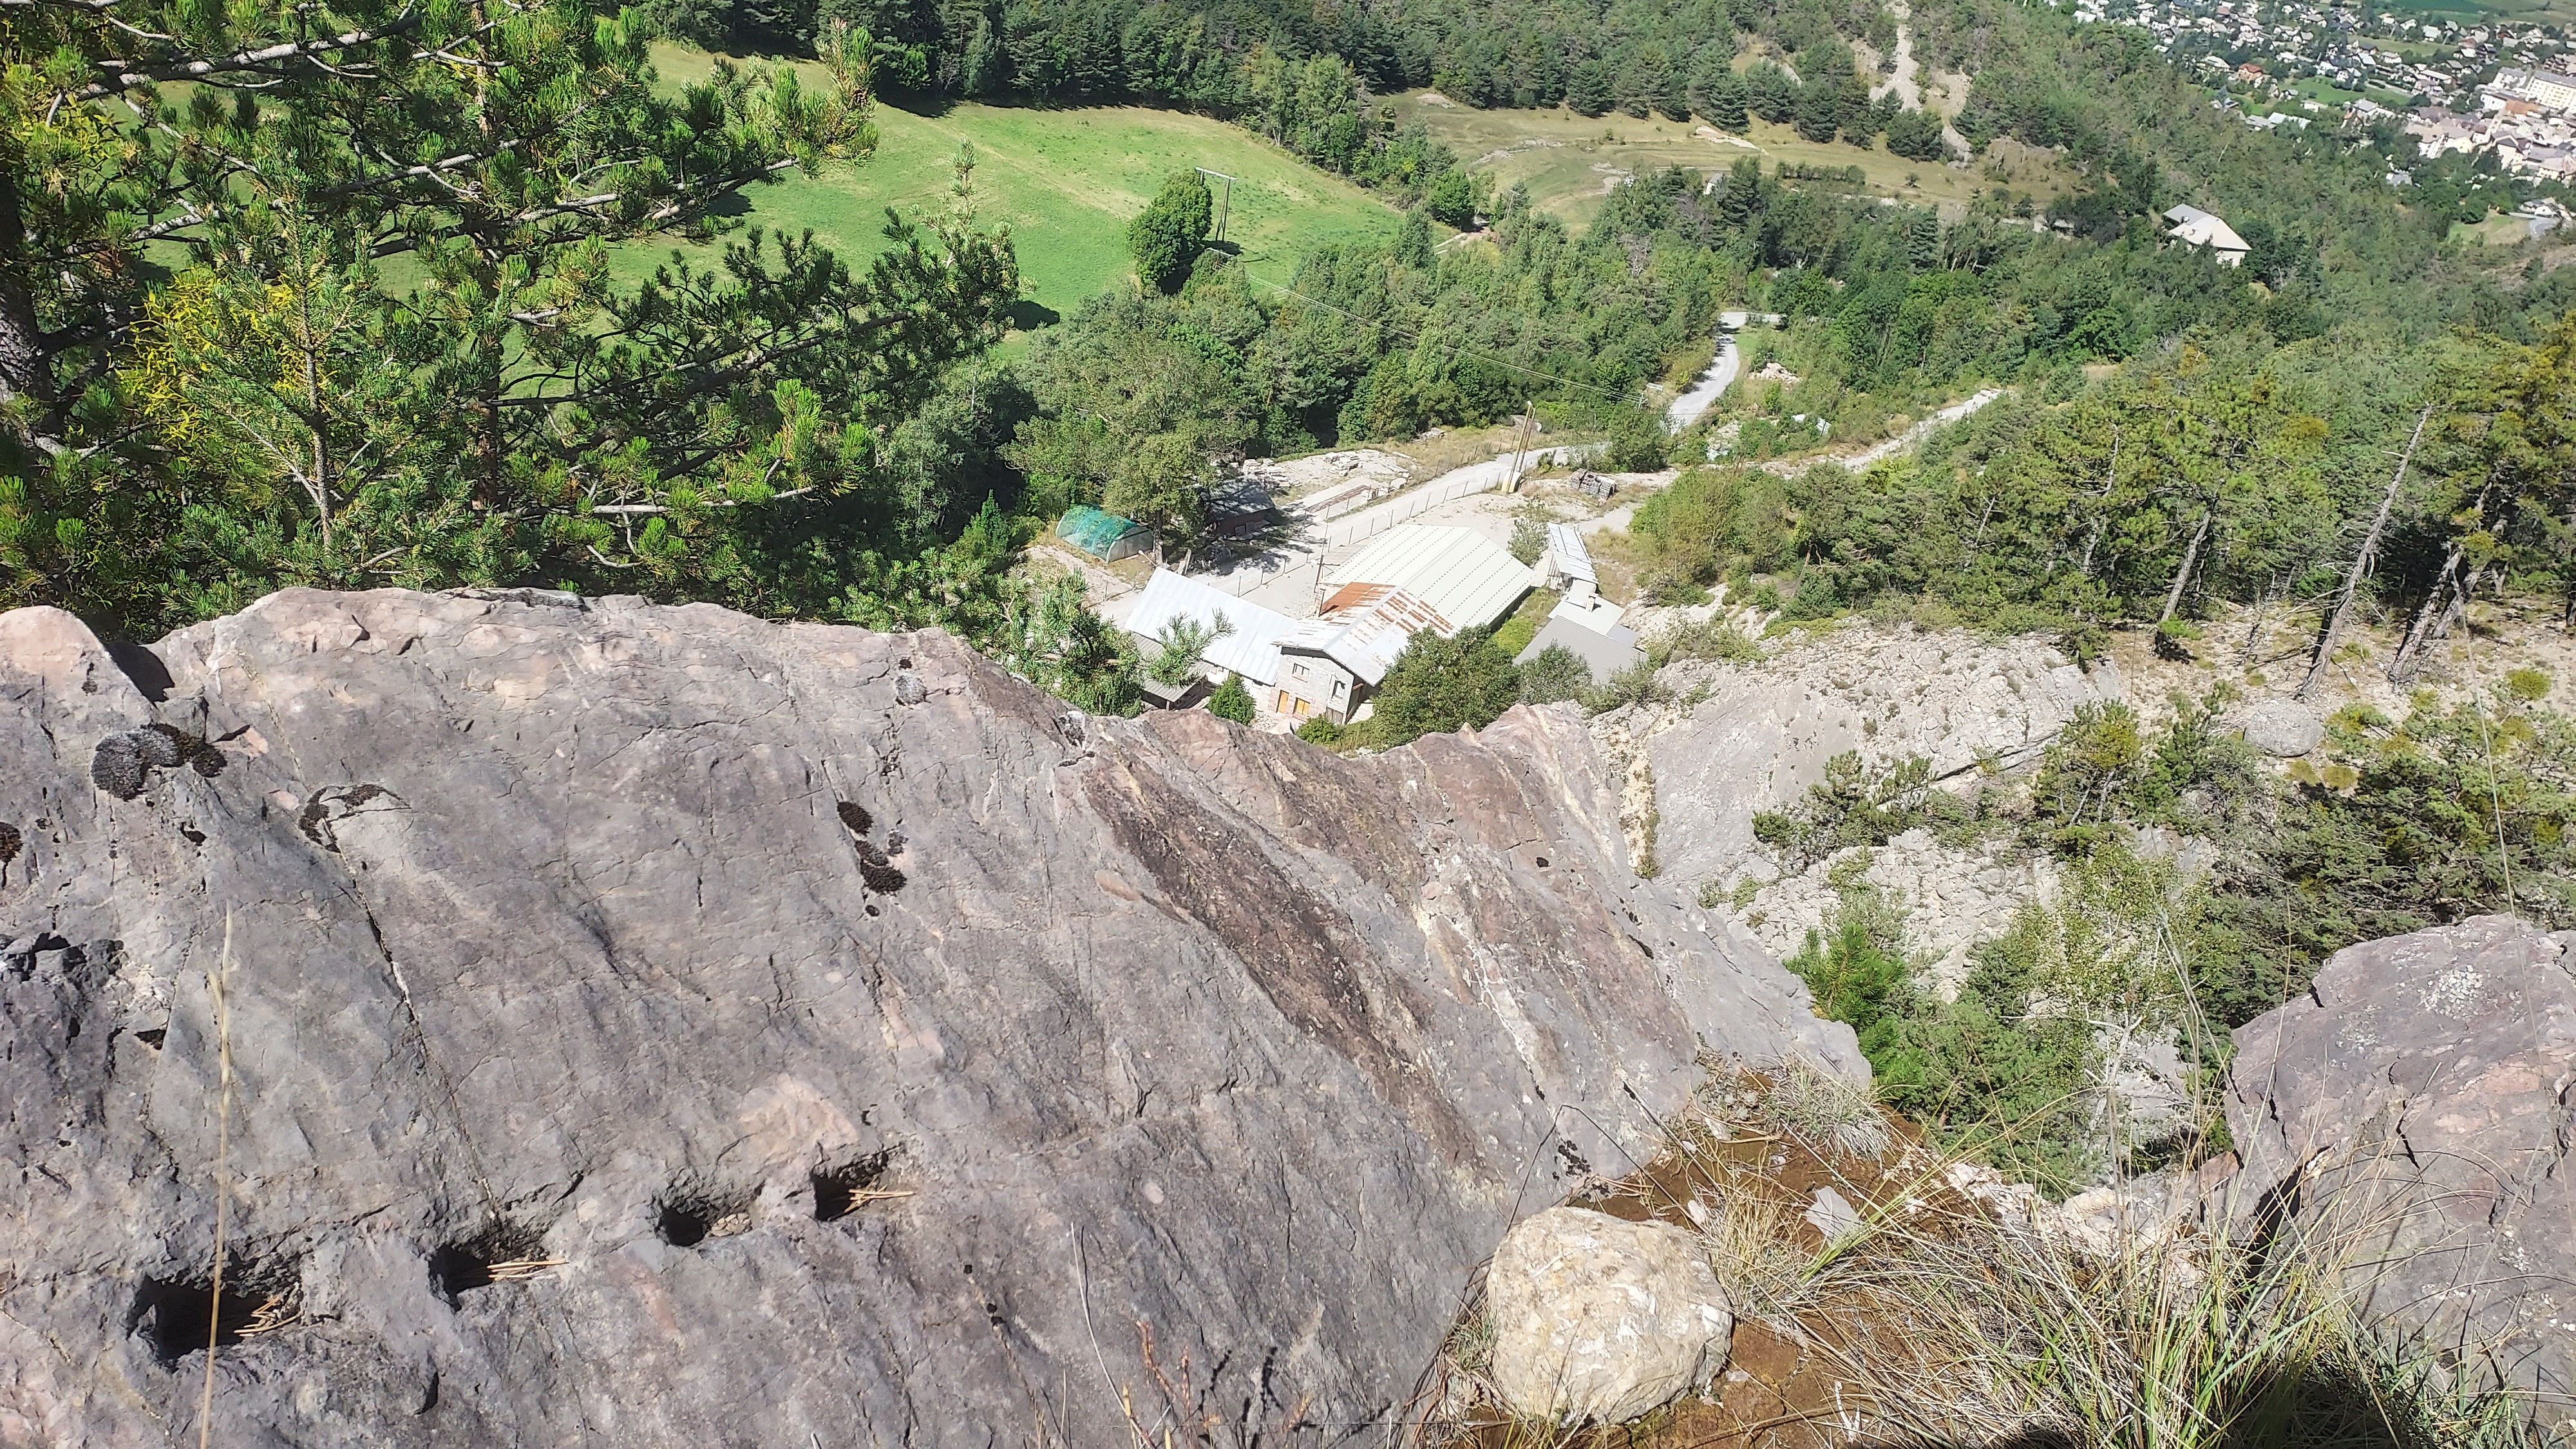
[1397,91,2073,229]
[644,46,1404,325]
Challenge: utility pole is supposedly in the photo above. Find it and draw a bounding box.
[1505,401,1535,493]
[1195,168,1236,243]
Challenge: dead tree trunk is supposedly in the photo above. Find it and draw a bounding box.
[2298,403,2430,701]
[2158,505,2212,626]
[2389,477,2504,685]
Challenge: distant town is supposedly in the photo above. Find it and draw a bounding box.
[2076,0,2576,185]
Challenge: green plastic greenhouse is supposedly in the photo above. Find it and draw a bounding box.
[1056,505,1150,561]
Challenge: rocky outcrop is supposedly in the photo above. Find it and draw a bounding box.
[1591,625,2117,891]
[2226,915,2576,1430]
[1482,1207,1730,1425]
[0,589,1856,1448]
[1735,827,2058,994]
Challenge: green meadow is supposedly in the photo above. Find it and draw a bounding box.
[639,46,1405,328]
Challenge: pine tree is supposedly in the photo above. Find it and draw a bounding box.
[1209,673,1255,723]
[3,3,1021,629]
[1566,59,1615,118]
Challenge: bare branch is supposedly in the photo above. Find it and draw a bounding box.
[77,12,428,99]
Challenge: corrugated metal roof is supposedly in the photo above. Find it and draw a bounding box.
[1324,525,1531,633]
[1279,587,1446,687]
[1544,523,1596,585]
[1056,504,1145,557]
[1516,614,1642,683]
[1122,568,1301,686]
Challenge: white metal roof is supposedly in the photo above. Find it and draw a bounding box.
[1544,522,1596,586]
[1324,525,1531,632]
[2163,204,2251,255]
[1122,567,1302,687]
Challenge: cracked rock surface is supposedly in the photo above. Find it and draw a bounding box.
[2226,913,2576,1426]
[0,588,1856,1447]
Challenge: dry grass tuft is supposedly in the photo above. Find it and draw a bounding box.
[1416,1057,2561,1449]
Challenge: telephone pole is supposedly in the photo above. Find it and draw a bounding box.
[1194,168,1236,243]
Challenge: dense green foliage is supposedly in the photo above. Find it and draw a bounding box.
[1777,679,2576,1191]
[1128,171,1213,294]
[1366,625,1524,746]
[2,0,1153,706]
[1631,321,2576,656]
[1208,671,1255,722]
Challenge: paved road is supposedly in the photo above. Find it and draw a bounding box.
[1665,312,1785,430]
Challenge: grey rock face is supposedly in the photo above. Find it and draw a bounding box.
[1595,627,2117,889]
[2226,914,2576,1431]
[2229,697,2323,757]
[0,589,1857,1447]
[1483,1207,1730,1425]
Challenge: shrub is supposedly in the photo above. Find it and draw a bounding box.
[1508,515,1546,565]
[1128,171,1213,294]
[1518,644,1591,704]
[1604,406,1670,471]
[1651,616,1763,665]
[1583,659,1669,714]
[1208,673,1254,723]
[1752,750,1942,869]
[1369,626,1522,746]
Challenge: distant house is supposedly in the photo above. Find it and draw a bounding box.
[2161,204,2252,267]
[1535,522,1596,594]
[2235,61,2267,83]
[1056,504,1149,562]
[2498,65,2576,113]
[1273,587,1447,724]
[1121,567,1302,698]
[1265,525,1531,723]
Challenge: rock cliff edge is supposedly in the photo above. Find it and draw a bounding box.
[0,589,1855,1447]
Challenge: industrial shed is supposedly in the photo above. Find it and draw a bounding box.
[1323,525,1531,634]
[1122,568,1301,688]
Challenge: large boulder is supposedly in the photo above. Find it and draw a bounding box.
[1483,1206,1731,1425]
[2228,697,2323,757]
[0,589,1856,1447]
[2225,914,2576,1430]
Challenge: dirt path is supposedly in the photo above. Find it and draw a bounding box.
[1752,387,2007,477]
[1874,0,1921,108]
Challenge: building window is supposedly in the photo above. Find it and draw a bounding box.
[1291,662,1309,680]
[1295,698,1311,716]
[1332,679,1346,698]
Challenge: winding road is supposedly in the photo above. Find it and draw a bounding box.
[1667,312,1776,430]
